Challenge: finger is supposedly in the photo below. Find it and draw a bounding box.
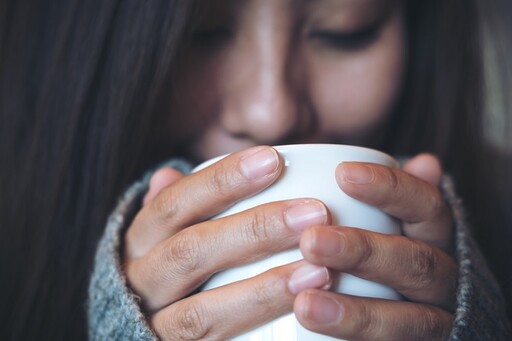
[125,199,329,311]
[126,146,283,259]
[294,290,453,341]
[151,261,330,341]
[402,153,442,187]
[143,167,184,205]
[300,226,457,311]
[336,161,453,251]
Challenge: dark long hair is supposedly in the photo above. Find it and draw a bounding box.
[0,0,510,340]
[0,0,193,339]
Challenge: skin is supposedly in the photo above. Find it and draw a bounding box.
[124,0,457,339]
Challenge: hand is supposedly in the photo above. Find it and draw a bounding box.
[293,154,457,340]
[122,146,331,340]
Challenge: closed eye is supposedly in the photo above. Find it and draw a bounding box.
[309,25,380,50]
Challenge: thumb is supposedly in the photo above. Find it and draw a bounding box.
[402,153,443,187]
[143,167,184,205]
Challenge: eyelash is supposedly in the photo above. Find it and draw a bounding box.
[308,26,380,50]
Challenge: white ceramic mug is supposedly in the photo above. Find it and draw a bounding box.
[193,144,402,340]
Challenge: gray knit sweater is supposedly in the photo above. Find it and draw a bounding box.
[88,160,511,340]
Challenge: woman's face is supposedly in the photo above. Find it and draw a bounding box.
[166,0,405,161]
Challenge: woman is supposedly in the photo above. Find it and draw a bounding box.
[1,0,511,340]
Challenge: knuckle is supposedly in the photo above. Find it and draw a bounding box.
[414,306,451,340]
[239,209,277,244]
[144,252,171,289]
[166,301,210,340]
[407,241,437,290]
[164,233,203,276]
[353,231,378,270]
[152,187,180,224]
[205,166,234,199]
[252,271,287,310]
[357,302,385,339]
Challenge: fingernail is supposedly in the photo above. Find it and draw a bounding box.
[285,201,327,232]
[288,264,330,295]
[240,147,279,180]
[313,229,344,257]
[340,162,374,184]
[304,292,344,325]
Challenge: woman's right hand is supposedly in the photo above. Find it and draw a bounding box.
[122,146,331,340]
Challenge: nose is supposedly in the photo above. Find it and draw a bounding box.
[218,12,309,144]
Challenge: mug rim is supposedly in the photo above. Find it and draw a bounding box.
[193,143,397,172]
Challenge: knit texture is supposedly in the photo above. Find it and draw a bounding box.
[88,159,191,341]
[88,162,511,340]
[443,177,511,340]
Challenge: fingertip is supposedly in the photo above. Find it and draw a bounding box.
[403,153,442,187]
[144,167,183,205]
[288,263,330,295]
[336,162,375,186]
[294,290,344,327]
[239,146,281,181]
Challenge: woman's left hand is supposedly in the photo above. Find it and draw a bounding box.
[293,154,457,340]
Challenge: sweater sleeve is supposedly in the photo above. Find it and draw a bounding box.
[443,176,511,340]
[88,164,510,340]
[88,160,192,341]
